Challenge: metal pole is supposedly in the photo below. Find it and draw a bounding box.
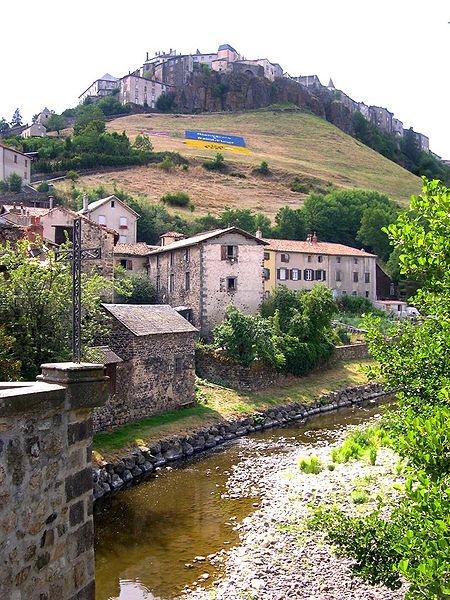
[72,218,82,363]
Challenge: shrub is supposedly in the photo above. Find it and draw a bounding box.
[7,173,22,193]
[252,160,269,175]
[336,294,376,316]
[331,426,387,464]
[66,170,79,181]
[350,490,369,504]
[229,171,246,178]
[159,157,174,172]
[203,153,226,171]
[290,177,310,193]
[298,455,322,474]
[156,92,176,112]
[161,191,192,208]
[37,180,50,193]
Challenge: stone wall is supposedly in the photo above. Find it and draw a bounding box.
[0,363,107,600]
[329,343,370,364]
[93,325,196,432]
[94,382,387,502]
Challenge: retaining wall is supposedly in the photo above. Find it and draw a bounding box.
[94,381,386,503]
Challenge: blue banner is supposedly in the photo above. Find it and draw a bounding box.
[185,130,247,148]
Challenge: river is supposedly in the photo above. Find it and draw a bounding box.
[94,401,385,600]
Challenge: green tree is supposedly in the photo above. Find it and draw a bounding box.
[133,134,154,153]
[0,117,10,135]
[115,270,156,304]
[219,207,271,235]
[272,206,306,240]
[46,113,66,134]
[73,105,106,135]
[156,92,176,112]
[356,205,397,261]
[7,173,22,192]
[10,108,22,127]
[0,326,21,381]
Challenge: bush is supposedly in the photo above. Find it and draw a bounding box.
[331,426,387,464]
[203,153,226,172]
[66,170,79,181]
[115,272,156,304]
[156,92,176,112]
[252,161,269,175]
[7,173,22,192]
[37,180,50,193]
[298,455,322,474]
[159,157,174,172]
[229,171,246,178]
[290,177,310,193]
[161,191,192,208]
[336,294,376,315]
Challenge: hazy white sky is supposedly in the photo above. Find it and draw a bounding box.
[1,0,449,157]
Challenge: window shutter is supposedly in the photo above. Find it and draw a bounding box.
[221,245,227,260]
[303,269,307,279]
[322,270,326,280]
[311,270,315,280]
[277,269,281,280]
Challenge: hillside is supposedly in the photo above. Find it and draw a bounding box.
[54,109,421,218]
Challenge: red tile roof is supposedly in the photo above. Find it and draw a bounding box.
[1,205,49,217]
[264,238,376,257]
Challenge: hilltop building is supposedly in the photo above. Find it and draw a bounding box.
[119,74,174,108]
[21,123,47,138]
[262,234,377,300]
[78,73,119,104]
[147,227,268,336]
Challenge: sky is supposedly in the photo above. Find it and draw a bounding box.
[1,0,449,157]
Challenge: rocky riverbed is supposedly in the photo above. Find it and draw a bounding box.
[180,419,406,600]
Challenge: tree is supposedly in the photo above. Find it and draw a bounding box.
[46,113,66,134]
[7,173,22,193]
[0,238,130,379]
[0,117,10,135]
[10,108,22,127]
[0,326,21,381]
[219,207,271,236]
[156,92,176,112]
[133,134,153,153]
[272,207,306,240]
[73,104,106,135]
[115,270,156,304]
[356,205,397,261]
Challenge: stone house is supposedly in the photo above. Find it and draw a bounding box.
[0,143,31,185]
[94,304,197,431]
[21,122,47,138]
[36,107,52,126]
[263,235,377,301]
[78,73,119,104]
[233,58,283,81]
[114,242,157,273]
[78,195,139,244]
[119,74,174,108]
[292,75,322,88]
[369,106,394,135]
[147,227,268,336]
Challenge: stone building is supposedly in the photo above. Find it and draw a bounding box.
[114,242,157,273]
[233,59,283,81]
[292,74,322,88]
[0,142,31,185]
[78,73,119,104]
[119,74,174,108]
[94,304,198,431]
[36,107,52,126]
[263,235,377,300]
[78,194,139,244]
[147,227,268,336]
[21,122,47,138]
[369,106,394,135]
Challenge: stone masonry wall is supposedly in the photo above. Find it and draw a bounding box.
[93,325,196,432]
[0,363,107,600]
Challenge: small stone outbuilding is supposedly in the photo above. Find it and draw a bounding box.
[93,304,198,432]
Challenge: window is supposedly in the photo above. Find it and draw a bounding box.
[277,268,288,281]
[336,270,342,282]
[315,269,326,281]
[291,269,300,281]
[119,216,128,229]
[365,291,370,298]
[304,269,314,281]
[169,274,175,292]
[353,272,359,282]
[120,259,133,270]
[174,356,183,374]
[119,235,127,243]
[336,256,341,263]
[111,200,115,208]
[354,258,358,264]
[263,268,270,280]
[280,253,289,263]
[184,247,190,262]
[25,160,28,167]
[98,215,106,225]
[221,245,238,261]
[317,256,323,263]
[352,291,357,296]
[364,272,370,283]
[156,254,161,268]
[156,276,161,292]
[307,255,312,263]
[14,155,17,164]
[227,277,237,291]
[264,252,270,261]
[169,252,174,268]
[185,271,190,291]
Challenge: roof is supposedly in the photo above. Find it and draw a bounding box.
[41,107,51,114]
[102,304,198,336]
[264,238,377,258]
[150,227,268,254]
[0,143,29,158]
[218,44,238,53]
[1,205,50,217]
[114,242,158,256]
[100,73,119,81]
[92,346,123,364]
[43,205,118,237]
[78,195,140,218]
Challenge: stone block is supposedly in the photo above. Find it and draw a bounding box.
[65,468,92,502]
[69,501,85,528]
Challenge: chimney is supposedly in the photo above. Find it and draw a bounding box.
[83,195,89,213]
[146,51,149,61]
[255,229,262,239]
[48,196,54,209]
[160,231,185,246]
[306,232,312,244]
[312,231,318,244]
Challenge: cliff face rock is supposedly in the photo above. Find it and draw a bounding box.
[173,72,354,135]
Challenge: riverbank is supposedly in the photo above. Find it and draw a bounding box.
[181,416,405,599]
[94,359,372,460]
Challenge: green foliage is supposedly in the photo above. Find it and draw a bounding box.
[0,326,21,381]
[159,157,174,172]
[219,207,271,236]
[0,238,129,379]
[156,92,176,112]
[252,160,269,175]
[335,294,376,316]
[10,108,22,127]
[37,180,50,193]
[115,270,156,304]
[298,455,322,474]
[271,207,306,241]
[331,426,387,464]
[7,172,22,192]
[203,153,226,171]
[66,170,79,181]
[133,134,153,153]
[212,305,285,369]
[46,113,66,134]
[350,490,368,504]
[96,96,130,116]
[73,104,106,136]
[0,117,10,135]
[160,191,192,208]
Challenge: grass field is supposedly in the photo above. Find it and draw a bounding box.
[54,109,420,219]
[93,358,371,460]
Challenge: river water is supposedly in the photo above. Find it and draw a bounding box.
[94,401,385,600]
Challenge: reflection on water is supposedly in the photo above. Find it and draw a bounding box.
[95,401,387,600]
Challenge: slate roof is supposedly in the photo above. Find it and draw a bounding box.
[92,346,123,364]
[218,44,238,53]
[114,242,158,256]
[149,227,268,254]
[102,304,198,336]
[264,239,376,258]
[100,73,119,82]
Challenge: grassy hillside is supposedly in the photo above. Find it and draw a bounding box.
[55,109,421,218]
